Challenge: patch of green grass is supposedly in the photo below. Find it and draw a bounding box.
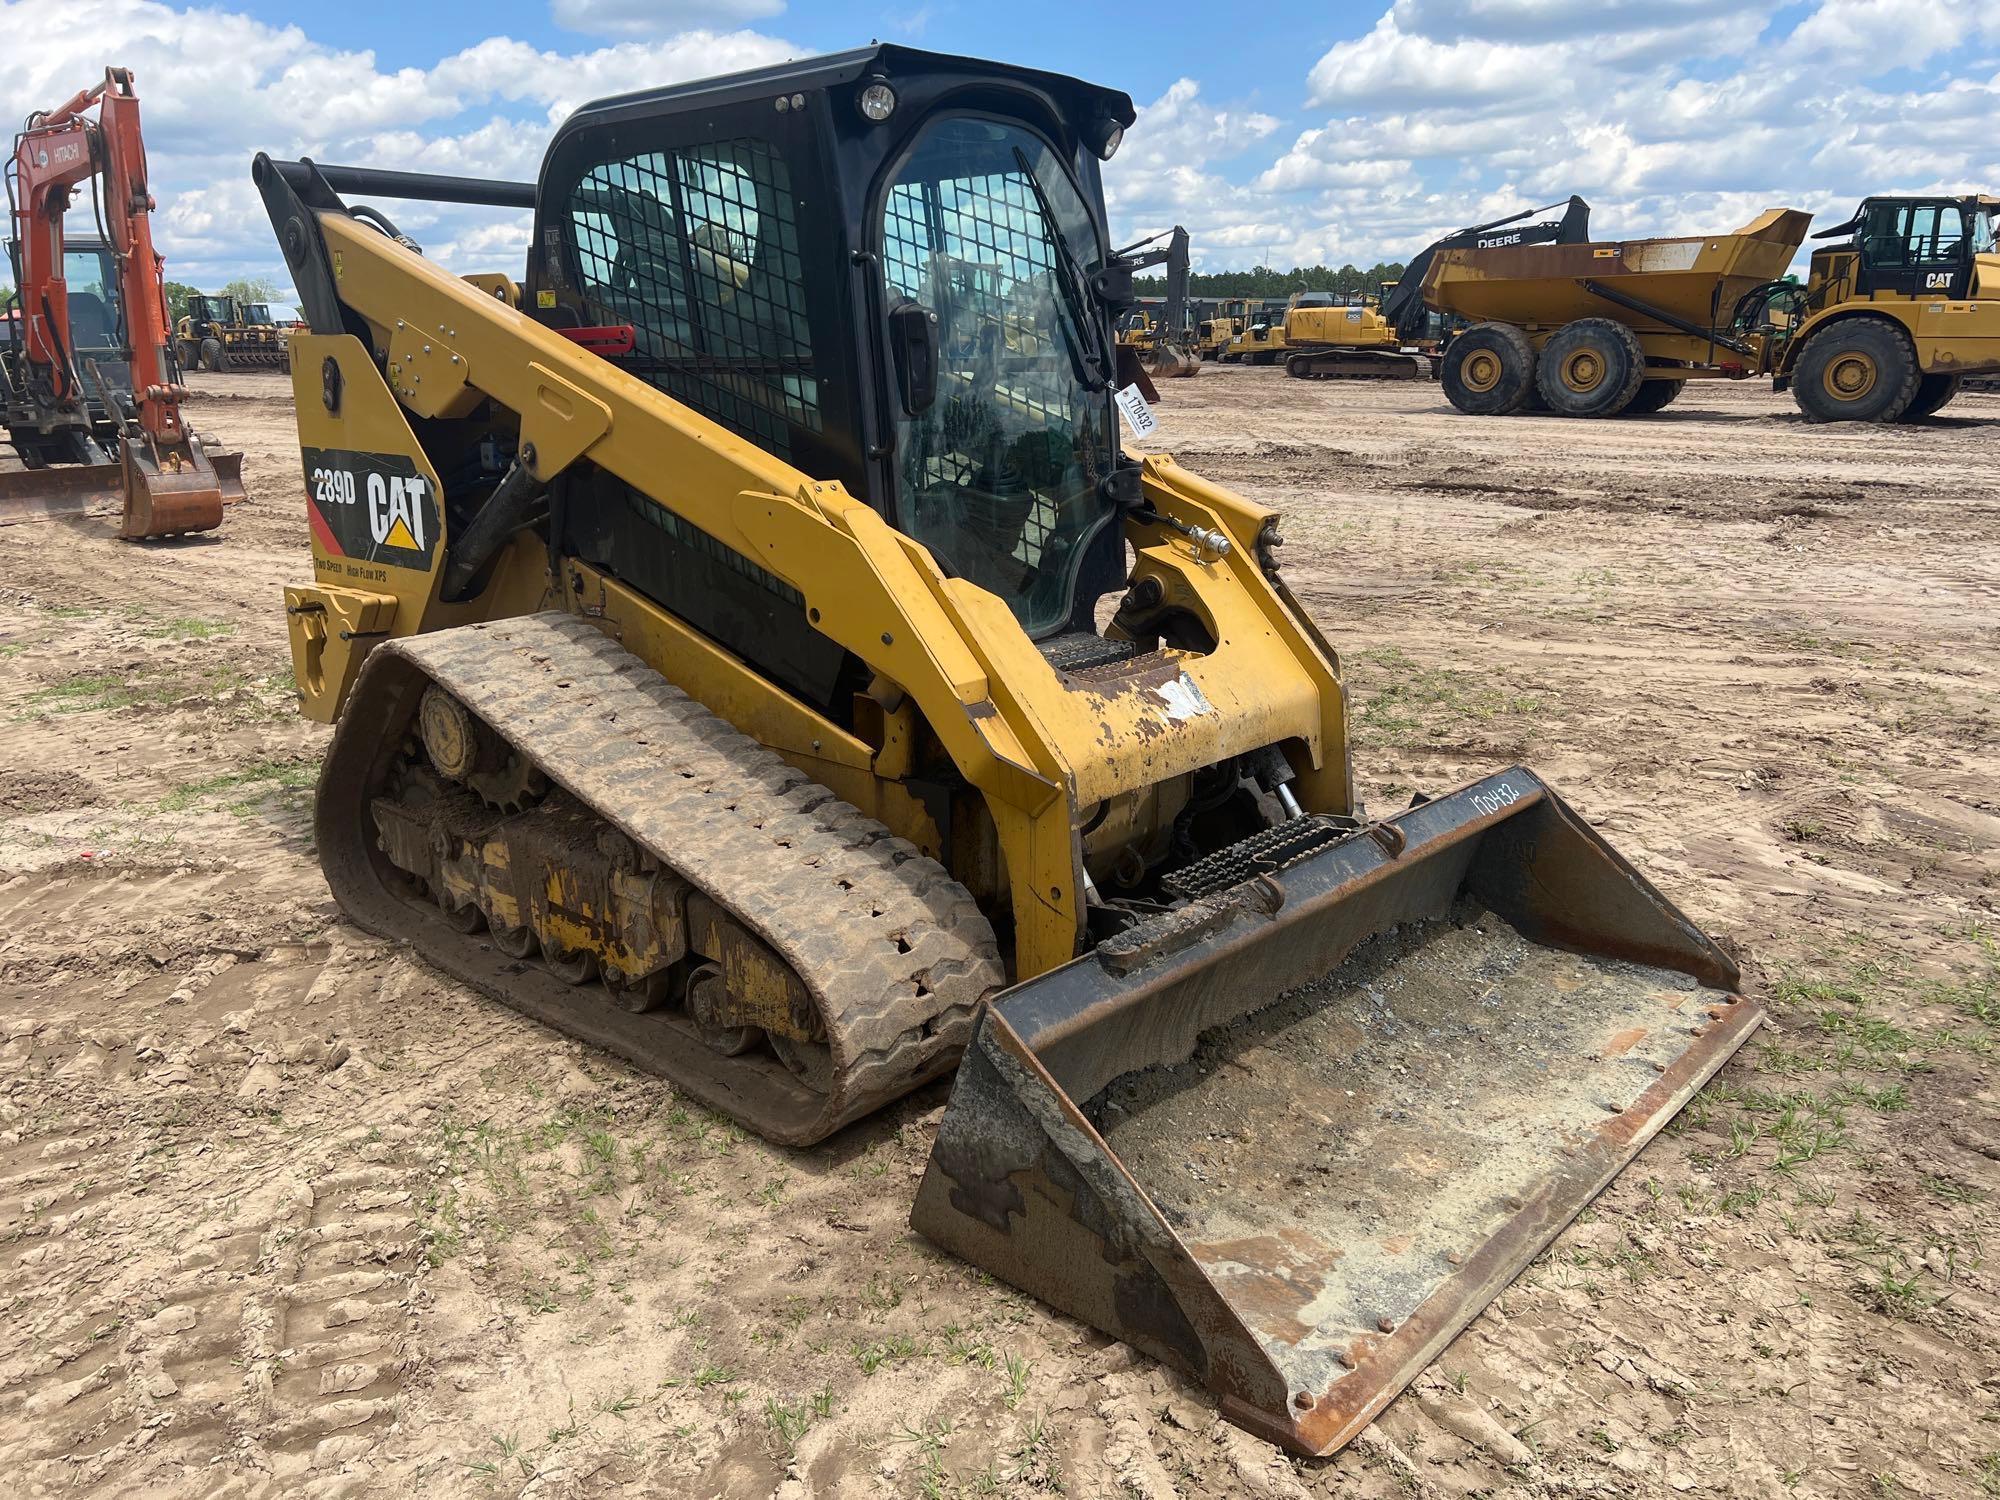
[1351,645,1542,747]
[16,659,275,722]
[1974,1450,2000,1498]
[1862,1257,1937,1319]
[1001,1351,1032,1409]
[140,616,236,640]
[853,1333,921,1374]
[1921,1175,1984,1205]
[158,758,316,813]
[1006,1412,1063,1493]
[20,672,149,714]
[764,1387,832,1455]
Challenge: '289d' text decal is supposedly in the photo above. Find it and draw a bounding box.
[302,447,442,570]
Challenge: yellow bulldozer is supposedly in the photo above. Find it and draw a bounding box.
[1195,296,1250,359]
[1221,298,1289,363]
[1428,194,2000,421]
[255,45,1759,1455]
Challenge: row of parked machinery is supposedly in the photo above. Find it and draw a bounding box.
[176,292,292,372]
[1188,193,2000,424]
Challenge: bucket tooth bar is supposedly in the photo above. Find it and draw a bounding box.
[912,769,1760,1455]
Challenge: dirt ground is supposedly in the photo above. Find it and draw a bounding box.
[0,367,1994,1500]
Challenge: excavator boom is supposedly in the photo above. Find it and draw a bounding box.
[0,67,237,537]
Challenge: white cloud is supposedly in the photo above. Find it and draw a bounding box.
[1103,79,1281,269]
[1783,0,1974,71]
[550,0,786,38]
[0,0,795,297]
[8,0,2000,297]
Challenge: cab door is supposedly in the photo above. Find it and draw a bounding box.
[1859,199,1975,299]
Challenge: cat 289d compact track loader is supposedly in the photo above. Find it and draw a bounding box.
[257,46,1759,1456]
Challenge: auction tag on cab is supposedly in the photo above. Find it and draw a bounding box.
[1114,383,1158,439]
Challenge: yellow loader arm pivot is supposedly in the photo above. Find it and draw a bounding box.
[255,44,1759,1456]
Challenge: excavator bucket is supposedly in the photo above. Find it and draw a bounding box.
[1143,342,1202,379]
[912,768,1760,1456]
[116,434,239,539]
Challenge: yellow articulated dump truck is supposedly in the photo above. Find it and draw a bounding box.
[255,45,1759,1455]
[1429,195,2000,421]
[1287,198,1592,382]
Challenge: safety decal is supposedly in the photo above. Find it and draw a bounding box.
[302,446,441,571]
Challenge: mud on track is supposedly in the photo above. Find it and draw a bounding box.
[0,367,1994,1498]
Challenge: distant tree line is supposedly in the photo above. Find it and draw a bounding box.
[1134,261,1409,299]
[2,278,284,323]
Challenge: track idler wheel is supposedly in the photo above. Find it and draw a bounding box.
[771,1035,834,1092]
[419,685,548,811]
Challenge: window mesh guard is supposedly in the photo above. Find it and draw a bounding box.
[567,139,819,459]
[882,170,1086,565]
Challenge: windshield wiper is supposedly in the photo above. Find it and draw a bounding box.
[1012,146,1110,391]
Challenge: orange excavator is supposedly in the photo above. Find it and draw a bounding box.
[0,67,237,536]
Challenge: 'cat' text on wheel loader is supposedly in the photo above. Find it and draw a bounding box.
[257,45,1760,1456]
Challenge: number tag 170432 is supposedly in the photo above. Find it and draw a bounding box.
[1115,383,1158,439]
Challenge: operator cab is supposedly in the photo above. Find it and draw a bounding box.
[1811,194,2000,301]
[526,46,1139,717]
[1,236,128,404]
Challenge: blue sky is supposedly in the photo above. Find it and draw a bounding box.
[5,0,1999,301]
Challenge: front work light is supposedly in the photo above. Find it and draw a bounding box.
[860,83,897,122]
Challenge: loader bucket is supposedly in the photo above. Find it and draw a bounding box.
[1144,342,1202,379]
[911,769,1760,1456]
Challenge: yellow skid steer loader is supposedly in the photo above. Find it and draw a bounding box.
[255,45,1758,1455]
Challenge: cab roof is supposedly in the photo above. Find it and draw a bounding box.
[561,43,1135,134]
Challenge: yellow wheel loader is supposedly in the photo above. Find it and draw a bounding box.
[1222,299,1289,364]
[1764,195,2000,422]
[256,45,1760,1456]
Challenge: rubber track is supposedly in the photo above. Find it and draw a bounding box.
[323,612,1005,1143]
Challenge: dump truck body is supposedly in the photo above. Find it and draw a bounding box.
[1427,208,1809,363]
[259,43,1760,1454]
[1428,198,2000,421]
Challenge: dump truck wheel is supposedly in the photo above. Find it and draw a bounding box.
[1623,379,1681,416]
[1536,319,1646,417]
[199,337,223,373]
[1793,318,1919,423]
[1897,373,1960,421]
[1441,323,1537,415]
